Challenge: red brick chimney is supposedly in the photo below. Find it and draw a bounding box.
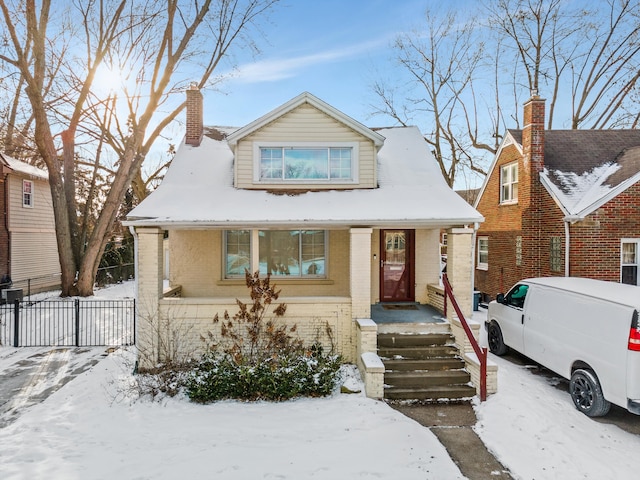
[522,91,545,173]
[185,83,203,146]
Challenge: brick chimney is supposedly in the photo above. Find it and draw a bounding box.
[185,83,203,146]
[522,90,545,173]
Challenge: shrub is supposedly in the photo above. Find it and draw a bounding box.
[185,271,342,402]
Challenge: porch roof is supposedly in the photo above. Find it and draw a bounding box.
[125,126,483,229]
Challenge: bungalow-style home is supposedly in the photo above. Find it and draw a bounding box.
[0,152,60,296]
[474,91,640,300]
[125,89,495,399]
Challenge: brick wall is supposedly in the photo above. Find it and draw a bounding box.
[475,143,529,298]
[185,86,203,146]
[569,181,640,281]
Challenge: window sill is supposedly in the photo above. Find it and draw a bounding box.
[499,200,518,206]
[218,278,334,286]
[476,265,488,271]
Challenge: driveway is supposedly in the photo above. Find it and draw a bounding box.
[0,347,108,428]
[499,349,640,435]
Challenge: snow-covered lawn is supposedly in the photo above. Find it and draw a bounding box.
[0,281,639,479]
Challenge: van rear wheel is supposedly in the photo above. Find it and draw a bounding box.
[487,322,509,356]
[569,369,611,417]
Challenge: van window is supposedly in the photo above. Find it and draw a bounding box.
[504,284,529,309]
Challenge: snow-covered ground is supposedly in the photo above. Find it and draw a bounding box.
[0,281,639,479]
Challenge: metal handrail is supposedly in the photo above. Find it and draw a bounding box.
[442,273,487,401]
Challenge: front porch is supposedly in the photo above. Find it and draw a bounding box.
[370,302,446,324]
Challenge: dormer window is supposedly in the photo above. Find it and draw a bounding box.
[255,142,358,183]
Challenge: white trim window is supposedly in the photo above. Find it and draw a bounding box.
[23,179,34,207]
[225,230,327,279]
[477,236,488,270]
[500,162,518,203]
[254,142,358,183]
[621,240,639,286]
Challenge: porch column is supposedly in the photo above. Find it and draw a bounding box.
[350,228,373,319]
[135,227,164,368]
[446,227,474,320]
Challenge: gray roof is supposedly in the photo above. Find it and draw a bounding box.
[508,129,640,217]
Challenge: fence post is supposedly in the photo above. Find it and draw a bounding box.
[132,298,136,346]
[13,299,20,347]
[75,299,80,347]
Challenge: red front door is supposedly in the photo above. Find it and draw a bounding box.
[380,229,415,302]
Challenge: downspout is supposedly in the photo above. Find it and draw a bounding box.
[128,225,139,359]
[564,219,571,277]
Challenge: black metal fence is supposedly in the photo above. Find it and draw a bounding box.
[0,299,135,347]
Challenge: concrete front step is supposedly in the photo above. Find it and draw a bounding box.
[385,370,470,388]
[377,332,453,348]
[383,357,466,372]
[378,345,459,360]
[384,384,477,401]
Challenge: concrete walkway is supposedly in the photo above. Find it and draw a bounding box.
[391,402,513,480]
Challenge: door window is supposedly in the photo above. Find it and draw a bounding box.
[504,284,529,309]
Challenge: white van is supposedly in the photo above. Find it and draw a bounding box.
[486,277,640,417]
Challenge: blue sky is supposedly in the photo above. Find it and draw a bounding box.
[204,0,434,128]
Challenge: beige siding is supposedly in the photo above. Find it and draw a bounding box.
[10,231,59,286]
[7,174,59,288]
[235,104,377,189]
[168,229,350,298]
[8,175,55,232]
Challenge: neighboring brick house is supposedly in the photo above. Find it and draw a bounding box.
[125,90,488,396]
[0,152,60,294]
[474,92,640,300]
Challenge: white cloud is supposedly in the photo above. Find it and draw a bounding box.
[230,38,388,84]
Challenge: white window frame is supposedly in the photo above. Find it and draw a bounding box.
[500,162,518,204]
[477,236,488,271]
[22,179,34,208]
[253,142,359,184]
[621,239,639,286]
[224,229,328,279]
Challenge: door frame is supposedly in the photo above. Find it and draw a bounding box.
[379,229,415,302]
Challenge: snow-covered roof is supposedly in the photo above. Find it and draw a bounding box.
[0,152,48,180]
[510,130,640,218]
[126,125,482,228]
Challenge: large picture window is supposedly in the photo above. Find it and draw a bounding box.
[500,162,518,203]
[622,240,639,286]
[256,143,357,182]
[224,230,326,278]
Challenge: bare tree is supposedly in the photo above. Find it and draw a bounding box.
[487,0,640,129]
[375,0,640,188]
[0,0,279,296]
[371,9,490,187]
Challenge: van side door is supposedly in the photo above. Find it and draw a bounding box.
[496,283,529,353]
